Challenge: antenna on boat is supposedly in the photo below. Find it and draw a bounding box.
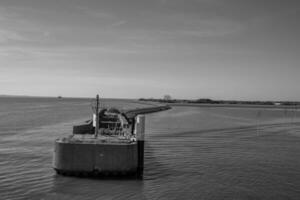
[95,94,100,138]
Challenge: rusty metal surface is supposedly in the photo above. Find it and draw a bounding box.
[53,141,138,173]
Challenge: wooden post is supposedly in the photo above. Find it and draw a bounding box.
[135,115,145,178]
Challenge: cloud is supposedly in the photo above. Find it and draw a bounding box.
[0,30,29,42]
[174,18,245,37]
[0,6,52,45]
[109,20,127,28]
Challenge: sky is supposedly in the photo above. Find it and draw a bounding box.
[0,0,300,101]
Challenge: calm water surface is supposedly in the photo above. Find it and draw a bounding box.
[0,97,300,200]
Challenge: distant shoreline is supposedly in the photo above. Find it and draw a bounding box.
[167,103,299,109]
[139,97,300,108]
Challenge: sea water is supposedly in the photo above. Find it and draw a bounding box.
[0,97,299,199]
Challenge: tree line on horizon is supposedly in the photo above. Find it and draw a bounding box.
[138,97,300,106]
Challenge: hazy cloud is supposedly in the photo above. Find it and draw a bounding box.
[0,0,299,100]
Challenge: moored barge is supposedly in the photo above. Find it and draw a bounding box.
[53,95,170,178]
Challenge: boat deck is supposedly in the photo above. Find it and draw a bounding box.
[57,134,136,144]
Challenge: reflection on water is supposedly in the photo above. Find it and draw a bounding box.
[0,98,300,199]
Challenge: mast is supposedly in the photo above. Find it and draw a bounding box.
[95,94,100,137]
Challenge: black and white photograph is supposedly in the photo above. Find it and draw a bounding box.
[0,0,300,199]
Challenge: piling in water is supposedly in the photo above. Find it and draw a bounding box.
[135,115,145,178]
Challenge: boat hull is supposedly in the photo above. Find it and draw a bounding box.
[53,140,139,177]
